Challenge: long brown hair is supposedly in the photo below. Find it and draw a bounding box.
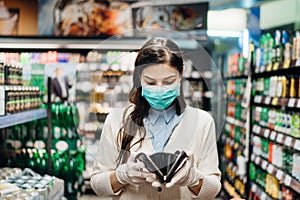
[116,37,186,165]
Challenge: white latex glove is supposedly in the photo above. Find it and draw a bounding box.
[116,152,156,185]
[165,152,203,188]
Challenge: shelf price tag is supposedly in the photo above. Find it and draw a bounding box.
[276,134,284,143]
[264,129,270,138]
[288,98,296,107]
[257,95,262,103]
[297,99,300,108]
[253,125,259,133]
[284,175,292,186]
[261,192,267,200]
[270,131,277,141]
[296,58,300,66]
[251,154,255,162]
[294,140,300,151]
[285,136,292,147]
[276,169,283,181]
[257,126,261,134]
[265,97,271,105]
[252,184,257,193]
[267,164,274,174]
[262,160,268,170]
[255,156,260,165]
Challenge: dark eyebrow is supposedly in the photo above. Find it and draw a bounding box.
[143,75,177,80]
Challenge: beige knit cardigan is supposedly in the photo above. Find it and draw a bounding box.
[91,106,222,200]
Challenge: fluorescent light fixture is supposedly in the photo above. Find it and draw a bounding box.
[208,9,247,31]
[207,30,242,38]
[0,38,146,50]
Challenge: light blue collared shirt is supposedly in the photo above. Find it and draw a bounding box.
[143,106,183,152]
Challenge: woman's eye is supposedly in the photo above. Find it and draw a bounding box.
[147,82,156,85]
[163,81,174,85]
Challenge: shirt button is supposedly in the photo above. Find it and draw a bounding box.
[157,143,161,147]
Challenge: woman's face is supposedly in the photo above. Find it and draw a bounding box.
[140,64,181,86]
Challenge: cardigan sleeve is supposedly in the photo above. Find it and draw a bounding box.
[192,113,221,199]
[90,109,122,196]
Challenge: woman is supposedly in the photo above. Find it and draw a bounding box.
[91,37,221,199]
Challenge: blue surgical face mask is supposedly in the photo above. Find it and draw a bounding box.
[141,83,181,110]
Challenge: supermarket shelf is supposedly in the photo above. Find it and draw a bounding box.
[221,156,247,184]
[253,95,300,109]
[224,74,249,79]
[250,182,273,200]
[253,60,300,78]
[226,94,244,102]
[252,124,300,152]
[0,109,47,129]
[226,116,247,129]
[223,180,243,199]
[250,154,300,194]
[222,134,244,148]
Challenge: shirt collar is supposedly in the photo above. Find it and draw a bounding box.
[148,105,176,125]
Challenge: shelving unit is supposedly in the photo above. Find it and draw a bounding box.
[0,108,47,129]
[248,28,300,199]
[250,154,300,193]
[219,52,250,199]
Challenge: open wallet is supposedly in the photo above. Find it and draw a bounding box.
[135,150,188,183]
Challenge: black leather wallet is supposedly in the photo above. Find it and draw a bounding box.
[135,150,188,183]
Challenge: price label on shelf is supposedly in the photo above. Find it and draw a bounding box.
[254,95,258,103]
[296,58,300,66]
[257,95,262,103]
[285,136,292,147]
[261,192,267,200]
[284,175,292,186]
[294,140,300,151]
[252,125,257,133]
[265,97,271,105]
[262,160,268,170]
[288,98,296,107]
[255,156,260,165]
[264,129,270,138]
[270,131,277,141]
[251,154,255,162]
[276,134,284,143]
[276,169,283,180]
[297,99,300,108]
[252,184,257,193]
[256,126,261,134]
[267,164,274,174]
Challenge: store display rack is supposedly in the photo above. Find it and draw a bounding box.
[250,154,300,194]
[250,182,274,200]
[0,108,47,129]
[253,95,300,109]
[252,124,300,152]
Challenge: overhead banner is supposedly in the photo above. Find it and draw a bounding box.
[132,2,208,31]
[0,0,208,37]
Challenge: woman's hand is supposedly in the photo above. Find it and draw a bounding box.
[116,152,156,185]
[165,152,203,188]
